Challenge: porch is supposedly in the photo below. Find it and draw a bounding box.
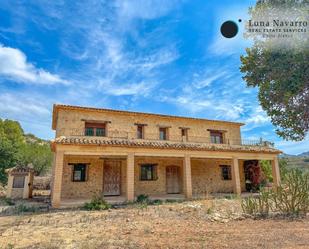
[51,151,281,208]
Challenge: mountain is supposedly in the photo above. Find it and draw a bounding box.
[297,151,309,157]
[24,133,50,145]
[279,151,309,158]
[280,151,309,172]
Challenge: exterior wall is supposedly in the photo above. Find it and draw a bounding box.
[191,159,234,194]
[55,108,241,144]
[134,157,183,196]
[61,155,127,199]
[6,173,33,199]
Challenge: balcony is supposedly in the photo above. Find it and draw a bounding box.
[56,128,274,148]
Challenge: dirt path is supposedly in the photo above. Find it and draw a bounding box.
[0,201,308,249]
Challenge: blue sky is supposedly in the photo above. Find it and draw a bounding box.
[0,0,308,154]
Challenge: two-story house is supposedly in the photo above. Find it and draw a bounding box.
[50,104,281,208]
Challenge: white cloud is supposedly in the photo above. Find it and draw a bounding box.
[242,106,270,131]
[0,44,69,85]
[115,0,181,20]
[98,80,157,96]
[275,137,309,155]
[0,93,50,117]
[193,71,228,89]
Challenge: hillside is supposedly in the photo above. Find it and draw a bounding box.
[0,119,52,184]
[280,151,309,172]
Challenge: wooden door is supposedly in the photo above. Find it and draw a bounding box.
[166,166,180,194]
[103,160,121,196]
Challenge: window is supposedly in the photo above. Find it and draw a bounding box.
[13,176,25,188]
[137,125,144,139]
[220,165,232,180]
[72,164,87,182]
[140,164,157,181]
[210,131,223,144]
[181,128,188,141]
[85,122,106,137]
[159,128,167,140]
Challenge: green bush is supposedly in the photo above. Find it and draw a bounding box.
[242,169,309,216]
[15,204,37,214]
[136,194,149,203]
[272,169,309,215]
[4,197,15,206]
[241,189,271,216]
[83,196,111,211]
[135,195,163,206]
[260,160,273,182]
[152,199,163,205]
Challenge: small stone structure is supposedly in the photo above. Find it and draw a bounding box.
[6,165,34,199]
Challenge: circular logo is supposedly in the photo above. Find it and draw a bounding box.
[220,21,238,38]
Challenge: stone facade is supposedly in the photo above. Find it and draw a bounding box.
[54,106,242,145]
[134,157,184,196]
[50,105,281,208]
[60,155,248,200]
[61,156,127,199]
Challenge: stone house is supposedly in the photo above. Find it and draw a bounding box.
[50,104,281,208]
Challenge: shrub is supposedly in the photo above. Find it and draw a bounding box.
[135,195,164,206]
[272,169,309,215]
[4,197,15,206]
[241,189,271,216]
[136,194,149,203]
[15,203,37,214]
[83,196,111,211]
[242,169,309,216]
[152,199,163,205]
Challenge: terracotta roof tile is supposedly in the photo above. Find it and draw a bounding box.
[53,136,281,154]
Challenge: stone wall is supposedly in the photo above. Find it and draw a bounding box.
[191,159,246,194]
[61,155,127,199]
[60,156,247,199]
[134,157,184,196]
[62,156,103,199]
[55,108,241,144]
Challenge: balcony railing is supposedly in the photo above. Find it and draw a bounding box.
[57,128,274,148]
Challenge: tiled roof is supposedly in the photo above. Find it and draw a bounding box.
[53,136,281,154]
[52,104,245,129]
[6,165,35,174]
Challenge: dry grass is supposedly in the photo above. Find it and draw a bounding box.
[0,199,308,249]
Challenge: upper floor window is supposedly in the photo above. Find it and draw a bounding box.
[180,128,188,141]
[210,130,223,144]
[137,125,144,139]
[159,127,168,140]
[85,122,106,136]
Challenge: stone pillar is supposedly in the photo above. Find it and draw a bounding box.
[51,151,64,208]
[231,157,241,195]
[183,154,192,198]
[6,175,13,198]
[126,153,135,201]
[271,157,281,187]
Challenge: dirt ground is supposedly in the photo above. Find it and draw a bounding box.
[0,199,308,249]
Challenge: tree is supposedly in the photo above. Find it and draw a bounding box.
[260,160,273,182]
[20,140,53,176]
[0,119,24,183]
[0,119,52,184]
[240,0,309,141]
